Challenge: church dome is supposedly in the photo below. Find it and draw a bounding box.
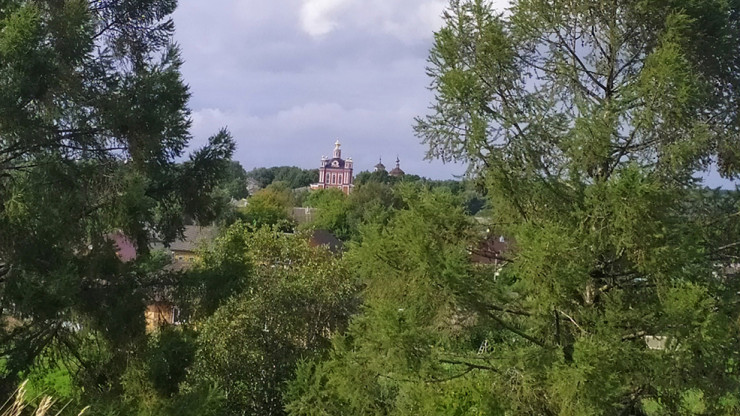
[389,157,405,177]
[374,157,386,172]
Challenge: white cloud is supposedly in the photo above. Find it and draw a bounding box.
[383,0,450,42]
[298,0,511,42]
[300,0,351,37]
[298,0,444,42]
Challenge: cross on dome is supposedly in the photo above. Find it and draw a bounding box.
[389,155,405,177]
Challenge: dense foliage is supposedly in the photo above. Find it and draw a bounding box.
[186,226,358,415]
[286,188,495,415]
[303,178,486,241]
[0,0,233,405]
[239,182,296,229]
[409,0,740,414]
[302,184,401,240]
[220,161,250,200]
[246,166,319,190]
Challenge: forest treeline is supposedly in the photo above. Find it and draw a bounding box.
[2,0,740,415]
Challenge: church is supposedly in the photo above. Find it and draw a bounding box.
[310,141,355,194]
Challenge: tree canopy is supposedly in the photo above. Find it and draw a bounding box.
[187,226,359,416]
[0,0,233,396]
[302,183,403,241]
[220,161,250,200]
[246,166,319,190]
[239,182,295,229]
[407,0,740,414]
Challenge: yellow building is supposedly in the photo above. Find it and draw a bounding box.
[145,225,217,332]
[161,225,217,270]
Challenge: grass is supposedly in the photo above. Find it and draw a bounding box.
[0,380,88,416]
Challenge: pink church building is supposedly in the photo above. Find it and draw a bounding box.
[311,140,354,194]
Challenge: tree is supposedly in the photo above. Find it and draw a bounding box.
[0,0,233,395]
[354,170,395,186]
[240,182,295,229]
[179,222,253,320]
[303,189,351,239]
[342,181,404,240]
[220,161,250,200]
[287,1,740,414]
[355,170,423,187]
[286,188,503,415]
[246,166,319,189]
[407,0,740,414]
[303,183,403,241]
[187,226,359,416]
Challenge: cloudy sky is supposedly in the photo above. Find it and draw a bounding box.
[172,0,736,188]
[171,0,494,179]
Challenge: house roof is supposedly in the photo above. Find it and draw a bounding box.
[470,233,511,264]
[326,157,346,169]
[308,229,343,253]
[152,225,218,253]
[292,207,317,225]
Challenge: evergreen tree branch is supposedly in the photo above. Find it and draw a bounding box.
[438,358,499,372]
[482,310,545,347]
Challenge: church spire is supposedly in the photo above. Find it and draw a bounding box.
[389,155,405,177]
[374,156,386,172]
[333,140,341,158]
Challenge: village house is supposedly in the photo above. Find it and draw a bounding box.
[146,225,218,329]
[153,225,218,270]
[112,225,217,331]
[112,223,344,331]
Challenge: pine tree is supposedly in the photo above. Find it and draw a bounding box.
[414,0,740,413]
[0,0,234,392]
[288,1,740,414]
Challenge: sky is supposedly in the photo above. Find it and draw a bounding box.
[171,1,734,188]
[171,0,488,179]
